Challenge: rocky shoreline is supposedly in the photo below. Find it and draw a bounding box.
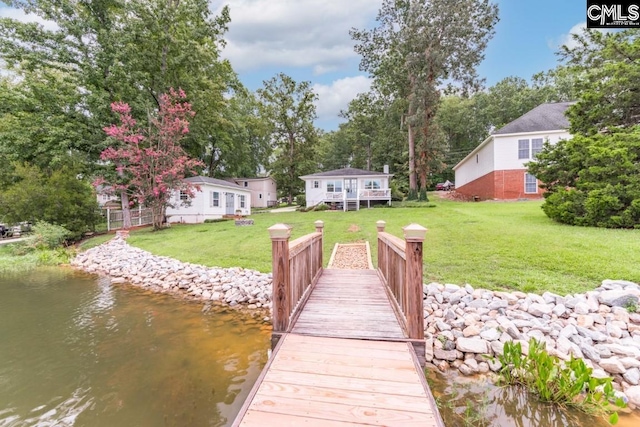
[71,236,640,408]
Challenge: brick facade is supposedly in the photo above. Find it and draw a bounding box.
[456,169,543,200]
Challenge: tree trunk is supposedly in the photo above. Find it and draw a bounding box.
[120,190,132,229]
[408,124,417,193]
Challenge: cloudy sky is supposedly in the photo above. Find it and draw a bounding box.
[211,0,586,129]
[1,0,587,130]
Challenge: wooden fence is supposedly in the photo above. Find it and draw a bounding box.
[268,221,324,346]
[103,207,153,231]
[376,221,426,340]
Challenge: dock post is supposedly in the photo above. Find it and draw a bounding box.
[403,224,427,341]
[268,223,292,348]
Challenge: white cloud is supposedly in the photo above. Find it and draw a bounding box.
[551,22,588,50]
[312,75,372,122]
[212,0,379,74]
[0,8,58,32]
[549,22,612,51]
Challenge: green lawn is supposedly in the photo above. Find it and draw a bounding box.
[80,196,640,295]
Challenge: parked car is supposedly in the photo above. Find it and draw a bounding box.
[435,181,454,191]
[0,224,13,239]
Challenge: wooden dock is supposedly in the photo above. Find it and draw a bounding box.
[232,221,444,427]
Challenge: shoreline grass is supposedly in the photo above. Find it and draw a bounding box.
[78,195,640,295]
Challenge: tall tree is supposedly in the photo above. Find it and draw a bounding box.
[257,73,319,204]
[97,89,203,230]
[352,0,499,197]
[559,29,640,135]
[0,0,236,167]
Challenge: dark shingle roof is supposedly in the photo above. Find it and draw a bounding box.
[184,176,245,190]
[493,102,573,135]
[301,167,390,178]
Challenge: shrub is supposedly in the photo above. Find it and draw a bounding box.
[12,221,74,254]
[296,194,306,207]
[529,128,640,228]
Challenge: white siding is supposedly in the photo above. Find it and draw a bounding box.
[455,139,495,187]
[302,175,391,208]
[166,184,251,223]
[494,130,571,171]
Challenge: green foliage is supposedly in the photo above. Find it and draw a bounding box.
[12,221,74,255]
[529,128,640,228]
[0,163,100,237]
[560,29,640,134]
[496,339,625,424]
[351,0,499,193]
[624,300,638,313]
[203,218,232,224]
[295,194,306,208]
[257,73,319,204]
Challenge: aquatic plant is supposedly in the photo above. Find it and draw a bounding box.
[495,338,626,424]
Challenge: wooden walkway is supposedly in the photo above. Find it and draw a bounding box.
[233,268,443,426]
[291,269,405,340]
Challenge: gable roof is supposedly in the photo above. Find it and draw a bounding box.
[184,176,247,191]
[493,102,573,135]
[300,167,391,179]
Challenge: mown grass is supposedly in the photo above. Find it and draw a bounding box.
[79,196,640,295]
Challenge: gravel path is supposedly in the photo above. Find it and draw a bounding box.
[329,243,371,269]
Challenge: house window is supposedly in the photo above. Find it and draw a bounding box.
[259,194,262,199]
[524,173,538,194]
[210,191,219,207]
[326,180,343,192]
[364,180,381,189]
[518,139,530,159]
[531,138,543,158]
[313,180,319,189]
[180,191,188,201]
[243,182,248,187]
[476,154,479,163]
[239,195,246,208]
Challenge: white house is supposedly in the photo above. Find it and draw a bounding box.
[230,177,278,208]
[299,167,392,210]
[166,176,251,223]
[453,102,573,200]
[95,185,119,207]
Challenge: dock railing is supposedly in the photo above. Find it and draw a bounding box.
[376,221,426,341]
[268,221,324,345]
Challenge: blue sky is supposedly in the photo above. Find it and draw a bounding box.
[1,0,588,130]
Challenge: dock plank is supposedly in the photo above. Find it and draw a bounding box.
[233,269,443,427]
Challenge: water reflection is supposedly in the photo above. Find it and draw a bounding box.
[0,269,270,427]
[428,370,640,427]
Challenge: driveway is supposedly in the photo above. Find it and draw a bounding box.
[270,206,298,213]
[0,237,26,246]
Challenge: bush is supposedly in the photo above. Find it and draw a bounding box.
[12,221,74,254]
[296,194,306,207]
[529,128,640,228]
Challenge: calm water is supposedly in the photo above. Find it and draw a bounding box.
[0,268,270,427]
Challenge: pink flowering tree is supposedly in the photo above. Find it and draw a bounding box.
[96,88,203,230]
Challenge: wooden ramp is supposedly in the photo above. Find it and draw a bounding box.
[233,269,444,427]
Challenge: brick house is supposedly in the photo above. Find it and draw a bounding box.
[453,102,573,200]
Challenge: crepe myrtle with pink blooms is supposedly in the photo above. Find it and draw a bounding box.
[95,88,204,230]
